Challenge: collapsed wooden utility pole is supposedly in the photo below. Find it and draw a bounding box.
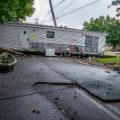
[49,0,57,26]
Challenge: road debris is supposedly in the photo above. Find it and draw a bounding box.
[32,108,40,114]
[54,97,60,101]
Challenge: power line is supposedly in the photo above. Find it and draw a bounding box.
[41,0,46,12]
[41,11,51,24]
[56,0,100,19]
[54,0,68,8]
[39,0,47,22]
[41,0,68,24]
[46,0,100,23]
[39,0,44,17]
[56,0,76,15]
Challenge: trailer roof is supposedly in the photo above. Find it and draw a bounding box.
[2,23,107,36]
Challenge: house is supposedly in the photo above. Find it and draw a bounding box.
[0,23,107,55]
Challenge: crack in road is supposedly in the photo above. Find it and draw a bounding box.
[33,81,120,120]
[0,87,68,102]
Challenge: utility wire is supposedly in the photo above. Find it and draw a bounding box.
[46,0,100,23]
[41,0,68,24]
[41,12,51,24]
[56,0,100,20]
[39,0,45,21]
[40,0,44,15]
[56,0,76,16]
[54,0,68,9]
[39,0,47,22]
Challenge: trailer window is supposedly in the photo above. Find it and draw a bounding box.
[85,35,98,47]
[46,31,55,38]
[85,35,99,53]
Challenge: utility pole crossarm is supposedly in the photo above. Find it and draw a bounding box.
[49,0,57,26]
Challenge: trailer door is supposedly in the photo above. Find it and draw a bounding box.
[85,35,98,54]
[19,29,30,49]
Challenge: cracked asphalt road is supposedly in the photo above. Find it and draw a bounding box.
[0,56,120,120]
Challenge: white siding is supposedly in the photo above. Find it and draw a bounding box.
[98,35,106,53]
[30,28,85,46]
[0,25,21,49]
[0,23,107,54]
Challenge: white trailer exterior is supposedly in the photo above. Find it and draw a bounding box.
[0,23,107,55]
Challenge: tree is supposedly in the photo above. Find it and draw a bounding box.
[0,0,34,23]
[112,0,120,17]
[83,16,120,50]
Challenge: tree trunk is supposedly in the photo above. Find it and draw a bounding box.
[113,44,116,51]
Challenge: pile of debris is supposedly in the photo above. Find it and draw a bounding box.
[74,56,120,74]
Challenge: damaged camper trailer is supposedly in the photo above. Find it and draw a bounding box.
[0,23,107,55]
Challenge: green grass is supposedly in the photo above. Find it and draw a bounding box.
[104,51,116,56]
[96,57,120,65]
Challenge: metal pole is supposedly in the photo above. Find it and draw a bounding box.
[34,18,39,24]
[49,0,57,26]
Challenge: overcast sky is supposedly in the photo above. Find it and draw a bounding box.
[26,0,116,29]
